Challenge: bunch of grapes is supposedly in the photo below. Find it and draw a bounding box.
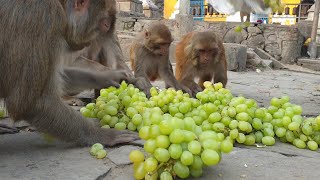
[80,81,149,131]
[80,80,320,179]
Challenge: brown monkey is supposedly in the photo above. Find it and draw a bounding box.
[0,0,138,145]
[130,22,191,94]
[175,31,228,97]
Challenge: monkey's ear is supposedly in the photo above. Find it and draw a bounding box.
[73,0,90,12]
[144,29,150,39]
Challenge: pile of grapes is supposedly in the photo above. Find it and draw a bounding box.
[80,81,320,179]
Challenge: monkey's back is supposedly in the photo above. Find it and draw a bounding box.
[175,32,194,80]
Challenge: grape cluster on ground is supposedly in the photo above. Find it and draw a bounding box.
[80,81,320,179]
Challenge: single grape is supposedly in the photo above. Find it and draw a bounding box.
[220,140,233,153]
[255,131,263,143]
[188,140,202,155]
[169,129,185,144]
[236,133,246,144]
[229,129,239,139]
[115,122,126,130]
[180,151,194,166]
[229,120,239,130]
[96,149,107,159]
[275,127,286,137]
[156,135,170,149]
[208,112,222,123]
[262,136,275,146]
[90,143,104,156]
[173,161,190,179]
[202,139,219,151]
[139,126,150,140]
[144,157,158,172]
[294,138,306,149]
[252,118,263,130]
[199,131,218,142]
[160,171,173,180]
[129,150,144,163]
[159,120,173,135]
[236,112,250,121]
[190,167,203,178]
[307,141,318,151]
[134,162,146,180]
[132,114,143,126]
[144,139,157,153]
[288,122,300,131]
[201,149,220,166]
[154,148,170,163]
[150,125,161,138]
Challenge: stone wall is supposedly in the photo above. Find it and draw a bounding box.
[115,19,305,64]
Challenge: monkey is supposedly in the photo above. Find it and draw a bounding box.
[0,0,138,145]
[129,22,191,95]
[175,31,228,97]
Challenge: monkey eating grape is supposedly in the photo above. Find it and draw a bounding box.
[129,22,191,95]
[175,31,228,97]
[0,0,138,145]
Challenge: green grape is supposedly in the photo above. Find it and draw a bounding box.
[169,129,185,144]
[270,97,282,107]
[229,129,239,139]
[220,140,233,153]
[255,108,266,119]
[101,125,110,129]
[159,120,174,135]
[199,131,218,142]
[244,134,256,146]
[127,107,138,118]
[149,125,161,138]
[268,106,278,114]
[255,131,263,143]
[292,105,303,115]
[263,128,275,137]
[180,151,194,166]
[188,140,201,155]
[273,111,284,119]
[236,133,246,144]
[90,143,104,156]
[144,139,157,153]
[302,124,313,136]
[132,114,143,126]
[208,112,222,123]
[236,104,248,113]
[156,135,170,149]
[154,148,170,163]
[307,141,318,151]
[139,126,150,140]
[105,106,118,116]
[292,115,303,124]
[190,155,203,170]
[263,122,273,129]
[294,139,306,149]
[282,116,291,128]
[109,116,119,128]
[174,113,184,119]
[286,130,295,142]
[202,123,212,131]
[129,150,144,163]
[212,122,225,132]
[262,136,275,146]
[263,113,273,122]
[86,103,95,110]
[190,168,203,178]
[229,120,239,129]
[183,130,197,142]
[160,171,173,180]
[168,143,183,159]
[134,162,146,180]
[173,161,190,179]
[171,117,184,129]
[184,117,196,131]
[144,157,158,172]
[234,25,243,32]
[252,118,263,130]
[204,103,218,114]
[236,112,250,121]
[238,121,249,132]
[300,134,308,142]
[217,133,225,141]
[221,116,231,126]
[201,149,220,166]
[150,113,163,125]
[202,139,219,151]
[96,149,107,159]
[275,127,286,137]
[227,107,237,117]
[193,116,203,125]
[115,122,126,130]
[280,95,290,103]
[288,122,300,131]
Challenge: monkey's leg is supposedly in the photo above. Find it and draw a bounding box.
[198,73,213,89]
[0,124,19,134]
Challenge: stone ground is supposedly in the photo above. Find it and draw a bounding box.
[1,68,320,180]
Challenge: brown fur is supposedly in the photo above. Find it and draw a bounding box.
[175,31,228,96]
[0,0,138,146]
[129,22,191,94]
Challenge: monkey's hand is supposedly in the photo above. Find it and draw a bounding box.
[97,128,140,147]
[175,83,193,97]
[189,83,203,98]
[127,77,153,98]
[98,70,128,88]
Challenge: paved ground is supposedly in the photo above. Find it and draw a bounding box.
[1,69,320,180]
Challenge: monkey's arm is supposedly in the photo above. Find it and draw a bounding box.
[178,65,202,97]
[101,34,133,76]
[61,67,126,91]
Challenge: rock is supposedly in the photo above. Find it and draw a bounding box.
[247,26,262,34]
[108,145,143,165]
[223,43,247,71]
[247,34,265,49]
[133,22,143,32]
[224,28,248,44]
[281,41,301,64]
[0,132,111,180]
[265,42,281,56]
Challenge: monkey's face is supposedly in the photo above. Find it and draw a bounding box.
[145,37,172,56]
[196,48,217,64]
